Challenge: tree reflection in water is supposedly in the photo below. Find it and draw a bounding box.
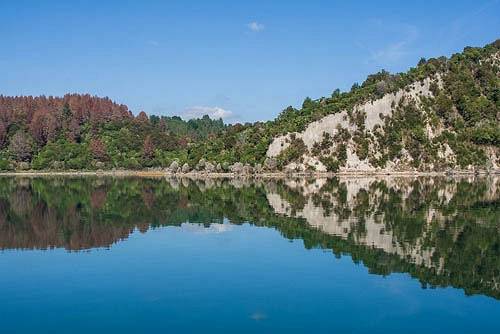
[0,175,498,299]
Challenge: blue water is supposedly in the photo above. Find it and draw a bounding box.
[2,223,499,333]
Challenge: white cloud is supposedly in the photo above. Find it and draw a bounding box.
[247,21,265,32]
[183,106,233,120]
[180,223,234,234]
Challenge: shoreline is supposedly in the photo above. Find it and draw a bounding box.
[0,169,498,178]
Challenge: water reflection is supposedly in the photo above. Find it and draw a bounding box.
[0,175,498,299]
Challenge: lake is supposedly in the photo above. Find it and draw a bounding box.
[0,176,499,333]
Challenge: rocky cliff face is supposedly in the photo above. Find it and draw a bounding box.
[265,47,500,173]
[267,78,440,172]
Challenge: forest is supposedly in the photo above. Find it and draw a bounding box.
[0,94,227,170]
[0,39,498,171]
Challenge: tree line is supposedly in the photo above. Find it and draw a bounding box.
[0,94,227,170]
[0,39,498,171]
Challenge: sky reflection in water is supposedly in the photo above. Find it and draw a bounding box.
[0,176,499,333]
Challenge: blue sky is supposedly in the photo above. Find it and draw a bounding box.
[1,0,499,123]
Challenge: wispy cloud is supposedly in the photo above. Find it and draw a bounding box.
[147,40,160,47]
[247,21,265,32]
[182,106,233,120]
[355,22,419,65]
[369,25,418,63]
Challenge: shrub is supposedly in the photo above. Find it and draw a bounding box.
[320,156,340,172]
[470,123,500,146]
[276,138,307,169]
[32,139,90,170]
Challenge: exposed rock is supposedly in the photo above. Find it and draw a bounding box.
[181,163,191,173]
[196,158,206,171]
[254,163,263,173]
[230,162,244,173]
[265,77,444,172]
[17,161,30,170]
[94,161,105,170]
[169,161,179,173]
[284,163,300,173]
[264,158,278,171]
[216,163,222,172]
[243,164,253,174]
[51,161,64,170]
[205,162,216,173]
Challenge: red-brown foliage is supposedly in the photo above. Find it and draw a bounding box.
[90,138,108,161]
[8,131,33,161]
[135,111,149,124]
[0,94,133,141]
[143,135,155,159]
[0,122,7,149]
[29,108,59,146]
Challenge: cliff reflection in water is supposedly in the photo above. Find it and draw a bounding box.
[0,176,498,299]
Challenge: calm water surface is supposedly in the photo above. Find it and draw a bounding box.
[0,176,499,333]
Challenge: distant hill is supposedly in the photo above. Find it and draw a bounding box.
[0,39,498,172]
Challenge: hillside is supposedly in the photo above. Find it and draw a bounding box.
[0,94,226,170]
[265,41,500,173]
[0,39,498,173]
[183,39,500,173]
